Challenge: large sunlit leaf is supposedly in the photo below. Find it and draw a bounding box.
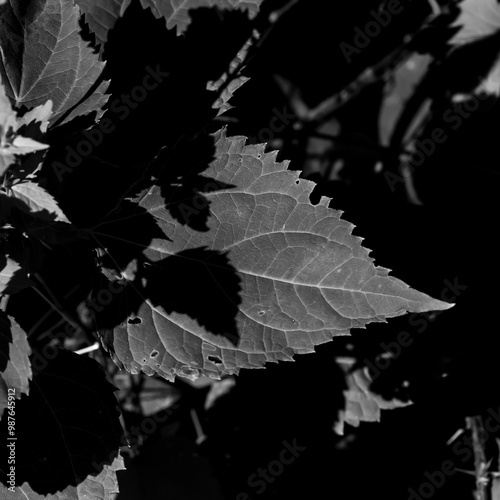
[100,129,453,381]
[0,0,110,126]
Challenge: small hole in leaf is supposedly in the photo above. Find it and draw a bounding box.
[258,310,265,316]
[142,359,147,363]
[150,350,159,358]
[208,355,223,364]
[128,317,142,324]
[295,179,300,185]
[155,363,160,368]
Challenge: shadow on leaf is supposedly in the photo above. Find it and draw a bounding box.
[145,248,241,343]
[157,133,235,232]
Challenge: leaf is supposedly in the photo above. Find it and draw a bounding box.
[77,0,132,49]
[0,138,49,178]
[0,311,31,420]
[204,376,235,410]
[101,129,453,381]
[476,54,500,96]
[334,356,411,435]
[0,453,125,500]
[0,349,124,495]
[122,434,223,500]
[0,0,110,126]
[137,376,179,416]
[9,136,49,154]
[449,0,500,46]
[153,0,263,34]
[16,101,53,134]
[378,53,433,147]
[76,0,263,47]
[10,181,70,223]
[0,255,33,295]
[0,74,19,176]
[0,73,16,141]
[209,74,250,116]
[207,30,256,115]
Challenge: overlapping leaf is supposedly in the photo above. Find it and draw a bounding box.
[334,356,411,435]
[9,181,70,223]
[0,256,33,295]
[378,53,433,147]
[0,0,109,126]
[0,312,31,420]
[0,77,50,176]
[16,101,53,134]
[149,0,263,34]
[207,30,256,115]
[76,0,263,49]
[101,129,453,381]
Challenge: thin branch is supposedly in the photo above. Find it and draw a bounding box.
[30,285,86,338]
[466,416,491,500]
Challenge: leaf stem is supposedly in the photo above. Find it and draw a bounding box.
[30,285,85,337]
[466,415,490,500]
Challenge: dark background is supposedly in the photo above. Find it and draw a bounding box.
[4,0,500,498]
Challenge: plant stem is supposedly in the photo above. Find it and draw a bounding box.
[467,415,490,500]
[31,285,85,337]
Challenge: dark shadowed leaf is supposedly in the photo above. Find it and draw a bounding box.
[0,349,123,495]
[334,356,411,435]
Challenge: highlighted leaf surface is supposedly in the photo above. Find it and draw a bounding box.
[0,312,31,420]
[0,0,109,126]
[0,453,125,500]
[102,130,453,381]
